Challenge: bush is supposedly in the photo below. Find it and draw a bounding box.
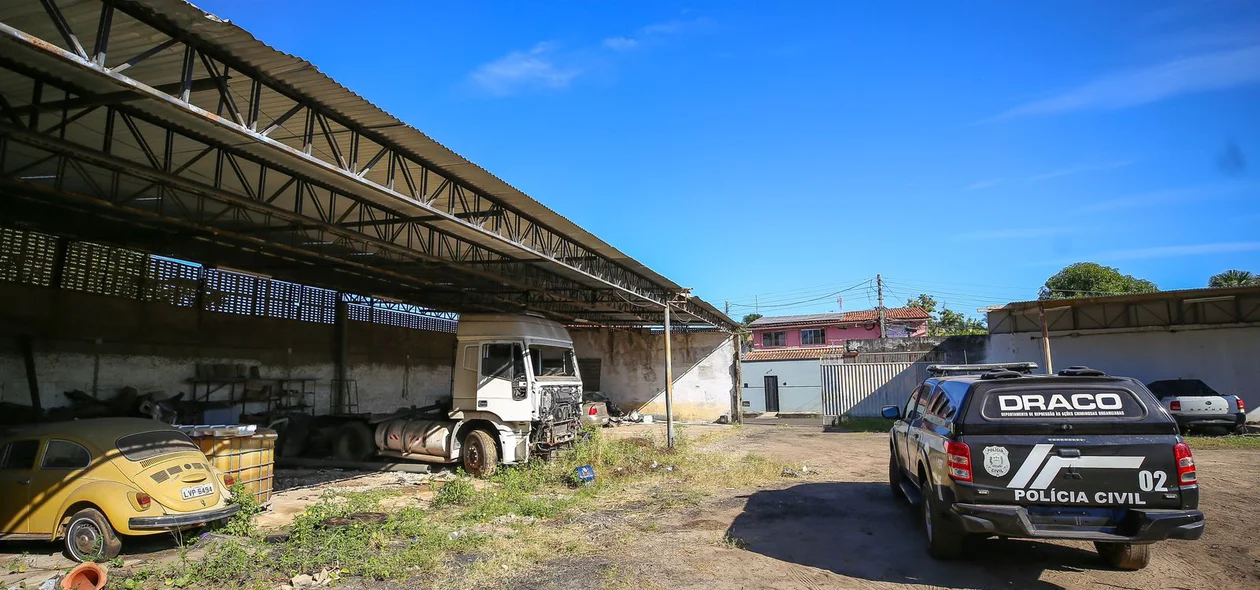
[433,477,476,507]
[219,482,262,538]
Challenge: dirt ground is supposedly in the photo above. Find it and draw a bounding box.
[511,425,1260,590]
[3,425,1258,590]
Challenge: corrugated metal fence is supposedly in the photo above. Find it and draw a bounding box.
[821,361,932,416]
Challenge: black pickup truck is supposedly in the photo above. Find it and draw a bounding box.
[882,364,1204,570]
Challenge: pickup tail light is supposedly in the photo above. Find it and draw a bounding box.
[1169,400,1181,412]
[1174,442,1196,485]
[945,441,972,482]
[1237,397,1246,413]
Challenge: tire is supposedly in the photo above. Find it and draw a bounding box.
[334,421,375,462]
[63,508,121,563]
[1096,542,1151,570]
[889,451,904,500]
[462,429,499,478]
[921,476,965,560]
[275,417,309,458]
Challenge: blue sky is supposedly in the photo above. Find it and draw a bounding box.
[197,0,1260,319]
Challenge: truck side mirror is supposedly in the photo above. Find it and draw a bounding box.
[881,405,902,420]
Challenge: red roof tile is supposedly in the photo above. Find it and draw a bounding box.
[742,346,848,361]
[748,307,930,329]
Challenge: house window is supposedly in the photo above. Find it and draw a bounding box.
[801,328,825,345]
[762,331,786,347]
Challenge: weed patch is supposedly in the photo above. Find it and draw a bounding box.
[121,427,789,588]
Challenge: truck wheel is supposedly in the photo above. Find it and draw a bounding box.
[1096,542,1150,570]
[921,477,965,560]
[334,421,375,462]
[888,452,904,500]
[275,417,309,458]
[64,508,122,563]
[463,429,499,478]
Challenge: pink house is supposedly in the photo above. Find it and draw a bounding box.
[748,308,930,350]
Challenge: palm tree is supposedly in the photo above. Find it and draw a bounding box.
[1208,269,1258,288]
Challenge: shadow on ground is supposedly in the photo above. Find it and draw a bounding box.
[726,482,1117,590]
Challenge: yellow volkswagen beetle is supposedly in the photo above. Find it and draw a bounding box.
[0,418,239,562]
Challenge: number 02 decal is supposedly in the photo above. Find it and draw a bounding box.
[1138,470,1169,492]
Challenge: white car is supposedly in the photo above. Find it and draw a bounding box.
[1147,379,1247,434]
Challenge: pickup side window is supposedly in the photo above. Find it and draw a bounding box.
[904,384,929,421]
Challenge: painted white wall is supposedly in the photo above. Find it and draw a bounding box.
[0,353,451,417]
[741,359,823,413]
[989,325,1260,421]
[571,329,736,422]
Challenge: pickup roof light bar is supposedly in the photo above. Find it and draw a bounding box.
[927,362,1039,376]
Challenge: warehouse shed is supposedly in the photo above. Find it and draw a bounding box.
[0,0,739,427]
[986,286,1260,421]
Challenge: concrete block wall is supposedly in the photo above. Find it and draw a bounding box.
[989,326,1260,420]
[0,283,454,417]
[571,328,736,422]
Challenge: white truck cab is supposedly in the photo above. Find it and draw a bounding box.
[372,314,585,476]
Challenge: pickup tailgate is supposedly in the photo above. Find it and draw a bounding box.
[958,382,1189,510]
[1169,395,1235,416]
[961,434,1185,509]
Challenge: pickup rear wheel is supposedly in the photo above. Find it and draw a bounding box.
[462,429,499,478]
[921,477,965,560]
[1096,542,1150,570]
[64,508,121,563]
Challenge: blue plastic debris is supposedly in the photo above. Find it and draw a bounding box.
[573,465,595,485]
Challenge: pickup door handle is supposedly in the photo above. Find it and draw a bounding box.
[1058,448,1081,458]
[18,479,30,485]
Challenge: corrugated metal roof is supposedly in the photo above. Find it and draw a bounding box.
[0,0,735,328]
[743,346,847,361]
[748,307,930,328]
[992,285,1260,312]
[135,0,682,290]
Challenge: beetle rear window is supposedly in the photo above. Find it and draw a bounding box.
[116,431,198,461]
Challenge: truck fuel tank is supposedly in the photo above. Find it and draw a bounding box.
[376,418,454,458]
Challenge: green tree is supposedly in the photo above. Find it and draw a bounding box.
[1209,269,1258,288]
[741,313,763,326]
[1039,262,1158,300]
[908,293,986,336]
[937,308,988,335]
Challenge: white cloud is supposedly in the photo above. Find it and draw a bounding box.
[1091,242,1260,261]
[989,45,1260,120]
[1030,160,1135,181]
[602,36,638,51]
[468,42,582,96]
[966,178,1003,190]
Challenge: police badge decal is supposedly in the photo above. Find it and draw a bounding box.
[983,446,1010,477]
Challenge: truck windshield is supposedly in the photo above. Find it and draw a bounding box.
[530,346,576,378]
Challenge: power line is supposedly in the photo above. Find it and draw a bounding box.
[722,279,872,306]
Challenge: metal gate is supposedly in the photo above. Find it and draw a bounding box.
[821,361,931,417]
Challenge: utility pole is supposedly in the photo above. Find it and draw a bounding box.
[877,274,887,338]
[724,301,729,316]
[664,302,675,449]
[1038,302,1053,375]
